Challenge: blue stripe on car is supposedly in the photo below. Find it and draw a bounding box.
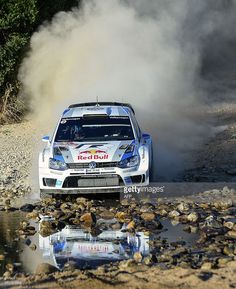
[121,152,133,161]
[54,155,64,162]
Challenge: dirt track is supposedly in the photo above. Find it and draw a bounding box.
[0,102,236,199]
[6,263,236,289]
[0,103,236,289]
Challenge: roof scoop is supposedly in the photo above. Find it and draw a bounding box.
[82,106,111,117]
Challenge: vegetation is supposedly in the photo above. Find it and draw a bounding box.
[0,0,79,123]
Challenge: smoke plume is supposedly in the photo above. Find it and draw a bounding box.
[19,0,236,180]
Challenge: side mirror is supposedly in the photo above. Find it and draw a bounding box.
[42,135,50,143]
[142,133,151,140]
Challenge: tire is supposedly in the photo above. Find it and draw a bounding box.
[40,190,52,199]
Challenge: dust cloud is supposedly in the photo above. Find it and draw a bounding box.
[19,0,236,180]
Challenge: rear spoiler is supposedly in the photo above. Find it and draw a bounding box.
[68,102,135,114]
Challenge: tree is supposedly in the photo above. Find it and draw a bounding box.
[0,0,79,123]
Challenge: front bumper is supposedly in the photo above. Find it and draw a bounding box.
[39,165,149,194]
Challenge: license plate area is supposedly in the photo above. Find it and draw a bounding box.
[86,168,100,174]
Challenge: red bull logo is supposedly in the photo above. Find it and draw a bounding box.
[78,149,108,160]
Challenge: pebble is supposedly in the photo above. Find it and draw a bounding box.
[187,212,199,222]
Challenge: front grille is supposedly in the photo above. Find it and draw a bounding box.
[67,162,118,169]
[63,175,123,188]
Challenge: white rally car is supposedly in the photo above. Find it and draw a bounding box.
[39,102,152,198]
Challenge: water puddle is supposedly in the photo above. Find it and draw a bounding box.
[0,211,198,275]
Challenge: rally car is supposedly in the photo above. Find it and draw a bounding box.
[39,102,152,198]
[39,220,149,270]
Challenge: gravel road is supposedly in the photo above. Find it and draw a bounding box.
[0,121,36,199]
[0,102,236,200]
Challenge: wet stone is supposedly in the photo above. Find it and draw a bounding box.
[201,262,212,270]
[177,202,190,213]
[198,272,213,281]
[140,212,156,222]
[39,221,56,237]
[99,210,115,220]
[20,204,36,212]
[168,210,180,219]
[186,212,199,222]
[80,212,96,227]
[214,200,233,210]
[226,230,236,239]
[133,252,142,263]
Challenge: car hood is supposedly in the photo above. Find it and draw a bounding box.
[53,140,136,163]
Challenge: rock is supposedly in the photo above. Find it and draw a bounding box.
[226,230,236,239]
[30,244,37,251]
[60,203,71,213]
[120,199,129,206]
[99,210,115,220]
[111,223,121,230]
[217,258,230,268]
[186,212,199,222]
[197,272,213,281]
[35,263,59,274]
[76,197,87,205]
[6,263,14,273]
[133,252,142,263]
[126,220,135,230]
[188,225,198,233]
[201,262,212,270]
[177,202,190,213]
[20,221,29,230]
[140,204,153,213]
[115,212,127,222]
[3,271,11,280]
[20,204,35,212]
[140,212,155,222]
[168,210,180,219]
[25,238,31,246]
[39,221,56,237]
[51,210,64,220]
[26,211,39,220]
[214,200,233,210]
[119,259,136,269]
[5,199,11,206]
[159,209,168,216]
[198,203,210,209]
[80,212,96,227]
[159,253,173,263]
[202,215,222,228]
[223,221,235,230]
[25,226,37,236]
[144,256,152,265]
[223,246,234,256]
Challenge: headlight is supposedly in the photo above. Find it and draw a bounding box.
[118,155,140,168]
[49,158,68,171]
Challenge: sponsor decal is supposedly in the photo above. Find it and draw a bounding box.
[77,244,109,253]
[78,149,109,160]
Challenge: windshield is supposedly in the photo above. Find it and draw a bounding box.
[55,116,134,142]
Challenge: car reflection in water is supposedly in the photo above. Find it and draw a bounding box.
[39,220,150,270]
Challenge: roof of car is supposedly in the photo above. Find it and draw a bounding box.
[62,102,134,118]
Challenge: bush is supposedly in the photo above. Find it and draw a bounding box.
[0,0,79,123]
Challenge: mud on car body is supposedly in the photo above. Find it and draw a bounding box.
[39,102,152,198]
